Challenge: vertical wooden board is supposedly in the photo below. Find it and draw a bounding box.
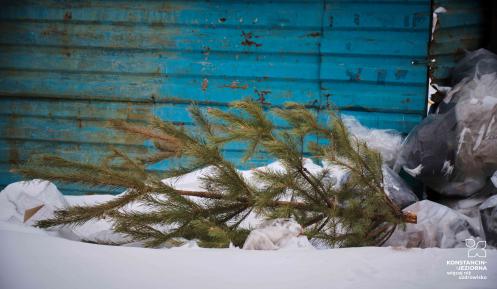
[430,0,486,84]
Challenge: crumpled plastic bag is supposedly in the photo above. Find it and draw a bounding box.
[343,116,403,166]
[384,200,483,248]
[479,195,497,247]
[0,179,80,240]
[450,48,497,86]
[395,49,497,197]
[242,218,313,250]
[0,179,69,224]
[382,165,418,209]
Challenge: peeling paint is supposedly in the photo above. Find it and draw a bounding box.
[63,11,72,21]
[254,89,271,105]
[305,32,321,38]
[241,31,262,47]
[221,81,248,90]
[201,78,209,92]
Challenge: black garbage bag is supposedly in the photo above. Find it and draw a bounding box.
[394,49,497,197]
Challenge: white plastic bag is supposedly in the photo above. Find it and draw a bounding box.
[0,179,69,224]
[242,218,313,250]
[385,200,482,248]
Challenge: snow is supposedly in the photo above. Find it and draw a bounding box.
[162,166,215,192]
[1,150,496,288]
[1,221,496,289]
[163,158,324,193]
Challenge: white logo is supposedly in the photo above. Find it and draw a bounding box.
[466,239,486,258]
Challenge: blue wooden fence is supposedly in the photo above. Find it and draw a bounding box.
[0,0,432,194]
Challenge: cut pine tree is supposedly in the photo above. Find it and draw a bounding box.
[15,100,416,248]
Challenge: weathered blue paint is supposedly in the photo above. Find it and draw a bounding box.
[0,0,432,194]
[430,0,486,84]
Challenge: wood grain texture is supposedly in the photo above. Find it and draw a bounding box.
[0,0,431,194]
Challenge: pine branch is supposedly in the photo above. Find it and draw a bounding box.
[17,99,416,248]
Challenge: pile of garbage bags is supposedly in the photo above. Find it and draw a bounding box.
[389,49,497,248]
[395,49,497,198]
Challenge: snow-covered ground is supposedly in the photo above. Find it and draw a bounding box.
[1,219,495,289]
[0,189,495,289]
[0,116,494,289]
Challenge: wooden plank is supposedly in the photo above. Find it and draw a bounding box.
[321,54,427,85]
[0,45,320,80]
[0,71,425,113]
[325,2,430,30]
[0,21,322,54]
[322,30,429,56]
[1,1,323,28]
[0,71,322,106]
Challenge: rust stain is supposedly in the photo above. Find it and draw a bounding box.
[61,47,71,57]
[201,78,209,92]
[155,67,162,76]
[305,32,321,38]
[126,104,153,121]
[63,11,72,21]
[8,140,19,165]
[158,2,182,12]
[150,22,166,28]
[241,31,262,47]
[202,46,211,56]
[323,93,332,109]
[42,27,68,37]
[42,23,72,49]
[221,81,248,90]
[254,89,271,105]
[346,68,362,81]
[6,115,20,165]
